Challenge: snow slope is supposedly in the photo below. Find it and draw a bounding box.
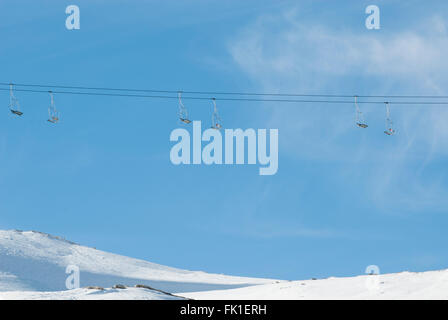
[0,230,276,294]
[182,269,448,300]
[2,229,447,300]
[0,287,185,300]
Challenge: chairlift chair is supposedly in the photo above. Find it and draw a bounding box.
[47,114,59,124]
[383,102,395,136]
[211,98,222,130]
[11,109,23,116]
[354,96,368,128]
[178,91,191,124]
[384,128,395,135]
[47,91,59,124]
[8,84,23,116]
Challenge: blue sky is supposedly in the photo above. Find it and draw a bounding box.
[1,0,448,280]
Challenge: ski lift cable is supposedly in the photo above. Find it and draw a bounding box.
[2,87,448,105]
[1,82,448,99]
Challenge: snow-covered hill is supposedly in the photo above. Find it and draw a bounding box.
[0,230,275,294]
[0,286,186,300]
[182,269,448,300]
[2,229,447,300]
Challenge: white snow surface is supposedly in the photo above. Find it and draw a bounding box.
[2,229,447,300]
[0,287,185,300]
[182,270,448,300]
[0,229,275,295]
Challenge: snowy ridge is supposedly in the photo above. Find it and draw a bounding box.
[0,287,186,300]
[2,229,447,300]
[0,230,276,294]
[182,269,448,300]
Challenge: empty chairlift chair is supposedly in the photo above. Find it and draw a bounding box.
[211,98,222,130]
[354,95,368,128]
[178,91,191,124]
[384,102,395,136]
[47,91,59,124]
[8,84,23,116]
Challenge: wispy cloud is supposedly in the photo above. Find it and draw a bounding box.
[227,9,448,213]
[229,10,448,91]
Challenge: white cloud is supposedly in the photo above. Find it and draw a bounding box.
[229,11,448,91]
[228,9,448,213]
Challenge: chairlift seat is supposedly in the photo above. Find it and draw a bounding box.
[180,118,191,124]
[48,117,59,124]
[10,109,23,116]
[384,129,395,136]
[357,123,368,128]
